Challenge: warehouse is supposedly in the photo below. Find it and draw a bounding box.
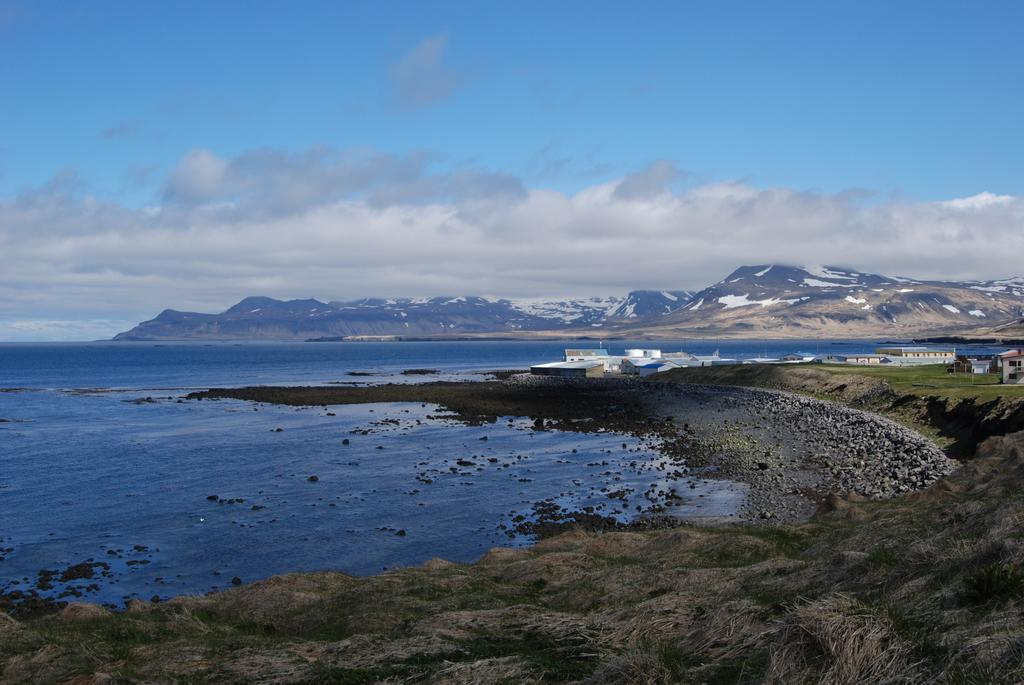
[529,360,606,378]
[620,358,683,376]
[826,354,891,365]
[875,347,954,365]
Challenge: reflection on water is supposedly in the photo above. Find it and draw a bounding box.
[0,393,744,606]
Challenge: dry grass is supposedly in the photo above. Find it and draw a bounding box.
[765,594,918,684]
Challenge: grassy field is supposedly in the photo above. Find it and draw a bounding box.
[657,361,1024,403]
[813,363,1022,400]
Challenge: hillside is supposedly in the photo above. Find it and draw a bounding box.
[605,265,1024,339]
[112,265,1023,341]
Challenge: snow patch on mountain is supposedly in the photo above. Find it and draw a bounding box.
[803,265,858,281]
[718,294,800,309]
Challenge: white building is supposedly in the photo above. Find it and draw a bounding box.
[999,350,1024,384]
[875,346,955,366]
[529,360,606,378]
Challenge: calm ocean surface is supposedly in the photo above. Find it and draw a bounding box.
[0,339,889,390]
[0,339,949,606]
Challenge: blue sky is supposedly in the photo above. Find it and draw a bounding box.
[2,1,1024,340]
[3,0,1022,202]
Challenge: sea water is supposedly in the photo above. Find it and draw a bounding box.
[0,339,935,605]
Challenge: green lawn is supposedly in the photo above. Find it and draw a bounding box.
[814,362,1021,400]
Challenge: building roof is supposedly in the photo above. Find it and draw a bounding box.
[531,360,605,369]
[624,359,678,368]
[564,349,609,357]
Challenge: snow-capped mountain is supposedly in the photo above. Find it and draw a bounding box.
[114,293,682,340]
[113,265,1024,340]
[499,296,624,327]
[629,265,1024,337]
[605,290,696,319]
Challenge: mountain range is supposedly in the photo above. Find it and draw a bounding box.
[113,265,1024,341]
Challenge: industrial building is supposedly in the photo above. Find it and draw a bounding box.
[875,347,955,365]
[826,353,892,365]
[822,347,955,367]
[531,348,740,378]
[529,360,607,378]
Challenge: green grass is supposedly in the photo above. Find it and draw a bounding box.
[962,563,1024,605]
[867,547,901,568]
[813,362,1020,400]
[461,633,599,681]
[656,360,1023,403]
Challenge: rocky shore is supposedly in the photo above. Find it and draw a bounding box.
[6,369,1024,684]
[192,374,956,526]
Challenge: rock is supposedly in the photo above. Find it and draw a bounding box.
[342,438,350,445]
[395,529,407,537]
[307,475,319,482]
[231,576,243,585]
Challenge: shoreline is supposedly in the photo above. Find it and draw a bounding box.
[190,375,955,525]
[4,374,954,618]
[5,368,1024,682]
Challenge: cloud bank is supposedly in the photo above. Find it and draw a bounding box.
[2,146,1023,339]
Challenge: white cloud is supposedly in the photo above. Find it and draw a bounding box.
[940,191,1015,210]
[3,148,1024,340]
[161,146,522,213]
[390,34,462,109]
[613,160,685,200]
